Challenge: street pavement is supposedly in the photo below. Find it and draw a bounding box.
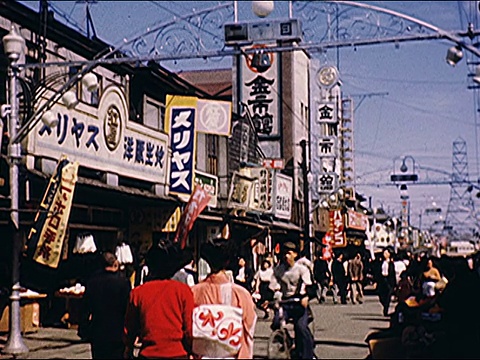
[0,289,390,359]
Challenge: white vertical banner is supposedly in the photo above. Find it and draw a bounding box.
[240,44,280,140]
[274,173,293,220]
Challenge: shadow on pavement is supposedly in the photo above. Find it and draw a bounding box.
[352,317,390,322]
[315,339,368,348]
[345,313,384,317]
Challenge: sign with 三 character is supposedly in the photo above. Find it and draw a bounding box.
[274,173,292,220]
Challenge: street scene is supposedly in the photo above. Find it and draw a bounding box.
[1,1,480,359]
[0,292,388,359]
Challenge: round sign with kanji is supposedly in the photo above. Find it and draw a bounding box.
[316,65,339,89]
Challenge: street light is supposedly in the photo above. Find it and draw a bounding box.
[446,45,463,66]
[2,26,98,355]
[2,24,29,355]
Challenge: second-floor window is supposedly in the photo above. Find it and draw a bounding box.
[143,97,165,131]
[207,134,219,175]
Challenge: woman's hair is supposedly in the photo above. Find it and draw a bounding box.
[145,240,187,280]
[200,238,237,273]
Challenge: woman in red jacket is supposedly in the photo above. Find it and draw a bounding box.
[123,240,194,359]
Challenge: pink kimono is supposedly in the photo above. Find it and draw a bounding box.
[192,272,257,359]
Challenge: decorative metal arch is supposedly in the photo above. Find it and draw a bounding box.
[107,0,480,63]
[17,1,480,142]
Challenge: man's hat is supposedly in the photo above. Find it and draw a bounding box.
[282,241,298,252]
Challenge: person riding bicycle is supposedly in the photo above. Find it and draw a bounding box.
[269,241,315,359]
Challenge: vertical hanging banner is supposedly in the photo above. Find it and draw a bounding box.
[329,209,346,248]
[166,95,197,196]
[174,184,211,249]
[28,156,79,268]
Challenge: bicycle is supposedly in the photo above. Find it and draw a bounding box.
[267,298,316,359]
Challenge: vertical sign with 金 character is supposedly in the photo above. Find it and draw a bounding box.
[317,102,337,124]
[166,95,197,196]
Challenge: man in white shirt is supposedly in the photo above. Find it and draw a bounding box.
[269,242,315,359]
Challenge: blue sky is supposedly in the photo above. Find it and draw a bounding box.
[19,1,480,231]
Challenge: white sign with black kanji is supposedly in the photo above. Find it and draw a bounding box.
[317,102,337,124]
[318,172,338,194]
[318,136,337,157]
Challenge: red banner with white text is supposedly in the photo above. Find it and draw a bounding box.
[174,184,211,249]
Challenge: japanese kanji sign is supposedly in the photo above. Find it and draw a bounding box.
[174,184,211,249]
[274,173,292,220]
[166,95,197,196]
[318,137,337,157]
[316,102,337,124]
[243,167,274,212]
[346,209,369,231]
[240,44,280,139]
[28,86,168,190]
[227,172,254,209]
[318,172,338,194]
[28,156,79,268]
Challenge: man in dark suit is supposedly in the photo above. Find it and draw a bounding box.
[376,249,397,316]
[313,253,331,303]
[79,252,131,359]
[331,252,348,304]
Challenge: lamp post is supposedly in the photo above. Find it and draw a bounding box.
[2,26,98,356]
[2,25,28,355]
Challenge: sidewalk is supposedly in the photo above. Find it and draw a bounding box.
[0,328,91,359]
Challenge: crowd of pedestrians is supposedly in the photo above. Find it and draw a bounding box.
[366,247,480,358]
[75,234,480,359]
[77,237,321,359]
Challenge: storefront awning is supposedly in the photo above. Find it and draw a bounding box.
[28,168,180,205]
[345,229,368,240]
[268,220,302,233]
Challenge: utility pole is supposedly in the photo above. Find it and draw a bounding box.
[300,139,311,258]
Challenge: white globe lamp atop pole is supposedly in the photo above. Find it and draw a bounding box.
[252,1,274,18]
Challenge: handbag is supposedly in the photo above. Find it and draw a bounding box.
[192,283,243,358]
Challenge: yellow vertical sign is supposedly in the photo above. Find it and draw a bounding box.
[33,160,79,268]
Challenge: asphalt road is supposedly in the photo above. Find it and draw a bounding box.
[254,289,390,359]
[0,289,389,359]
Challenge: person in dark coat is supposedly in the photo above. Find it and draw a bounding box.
[313,254,331,304]
[375,249,397,316]
[78,252,131,359]
[331,252,348,304]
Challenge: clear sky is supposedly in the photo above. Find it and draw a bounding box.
[19,1,480,232]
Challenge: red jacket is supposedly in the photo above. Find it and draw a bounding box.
[124,279,194,358]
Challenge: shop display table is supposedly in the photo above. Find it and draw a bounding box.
[54,289,84,328]
[0,291,47,334]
